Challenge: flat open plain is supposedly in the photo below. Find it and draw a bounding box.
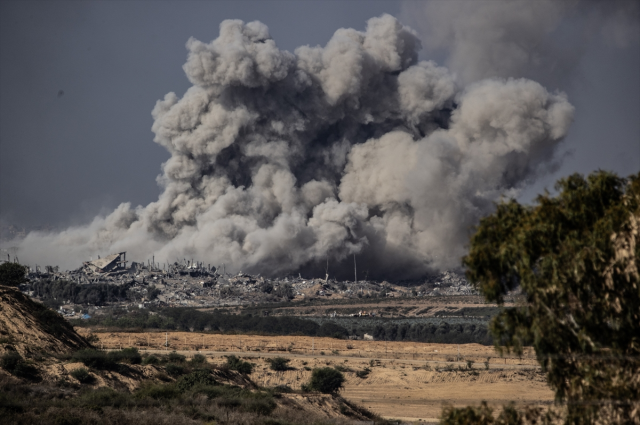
[80,330,553,423]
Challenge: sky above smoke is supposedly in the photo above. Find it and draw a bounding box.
[1,1,638,279]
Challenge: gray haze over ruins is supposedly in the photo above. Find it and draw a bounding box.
[1,1,639,281]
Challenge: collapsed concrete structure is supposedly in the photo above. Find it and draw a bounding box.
[21,251,479,313]
[81,252,128,275]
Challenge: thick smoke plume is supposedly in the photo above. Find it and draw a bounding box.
[401,0,640,87]
[15,15,573,280]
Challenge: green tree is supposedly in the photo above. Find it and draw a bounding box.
[463,171,640,424]
[0,262,28,287]
[307,367,345,394]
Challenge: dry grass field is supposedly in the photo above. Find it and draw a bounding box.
[79,330,554,422]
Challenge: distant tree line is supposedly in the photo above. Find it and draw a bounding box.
[73,307,350,338]
[26,279,137,306]
[371,321,492,345]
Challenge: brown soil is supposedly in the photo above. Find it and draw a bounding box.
[81,330,554,422]
[0,285,90,356]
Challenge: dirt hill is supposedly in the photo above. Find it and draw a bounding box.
[0,285,91,356]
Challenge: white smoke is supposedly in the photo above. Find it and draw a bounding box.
[400,0,640,87]
[15,14,574,280]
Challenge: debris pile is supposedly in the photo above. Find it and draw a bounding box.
[18,252,478,314]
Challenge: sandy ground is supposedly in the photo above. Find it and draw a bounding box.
[78,330,553,423]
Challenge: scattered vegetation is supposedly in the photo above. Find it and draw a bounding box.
[71,347,141,371]
[70,367,94,384]
[355,367,371,379]
[225,355,254,375]
[0,351,39,380]
[266,357,291,371]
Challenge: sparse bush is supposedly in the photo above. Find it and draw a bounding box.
[176,369,218,391]
[266,357,291,371]
[466,360,475,370]
[72,348,141,370]
[110,347,141,364]
[135,383,181,400]
[142,355,160,365]
[356,367,371,379]
[85,333,99,344]
[190,354,207,365]
[225,355,253,374]
[70,367,94,384]
[333,364,353,373]
[164,363,186,377]
[307,367,345,394]
[77,386,130,408]
[167,351,186,363]
[0,351,39,380]
[243,397,277,416]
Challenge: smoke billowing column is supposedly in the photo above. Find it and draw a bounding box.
[15,15,574,280]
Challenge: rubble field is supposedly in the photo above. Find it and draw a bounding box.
[19,252,520,322]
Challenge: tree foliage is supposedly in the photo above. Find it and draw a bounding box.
[0,262,28,287]
[307,367,345,394]
[463,171,640,424]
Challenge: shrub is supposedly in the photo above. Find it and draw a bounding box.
[110,347,141,364]
[266,357,290,371]
[168,351,186,363]
[176,369,218,391]
[0,351,39,380]
[1,351,22,371]
[70,367,94,384]
[0,262,27,287]
[333,364,352,373]
[72,349,116,370]
[225,355,253,375]
[356,368,371,379]
[217,397,242,410]
[307,367,345,394]
[243,398,277,416]
[193,385,230,399]
[135,383,181,400]
[77,387,130,408]
[86,333,100,344]
[142,355,160,365]
[164,363,186,377]
[190,354,207,365]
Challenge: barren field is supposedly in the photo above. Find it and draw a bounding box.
[79,330,553,423]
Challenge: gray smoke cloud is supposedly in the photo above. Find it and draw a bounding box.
[14,15,574,280]
[400,0,640,87]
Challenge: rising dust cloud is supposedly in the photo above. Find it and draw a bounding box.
[14,15,574,280]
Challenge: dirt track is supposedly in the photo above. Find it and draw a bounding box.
[79,330,553,422]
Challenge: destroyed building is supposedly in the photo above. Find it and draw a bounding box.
[81,252,128,275]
